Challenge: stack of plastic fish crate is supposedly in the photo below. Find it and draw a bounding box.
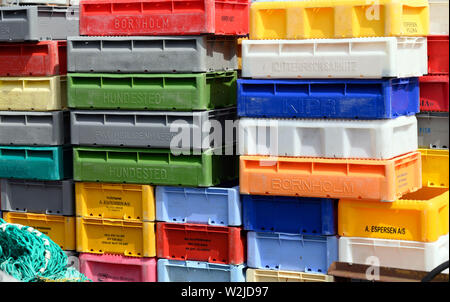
[0,1,79,269]
[67,0,249,282]
[238,0,445,282]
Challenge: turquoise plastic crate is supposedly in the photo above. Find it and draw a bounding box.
[0,146,72,181]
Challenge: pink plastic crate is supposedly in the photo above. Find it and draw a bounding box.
[79,253,157,282]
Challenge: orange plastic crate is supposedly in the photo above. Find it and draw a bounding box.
[239,152,422,202]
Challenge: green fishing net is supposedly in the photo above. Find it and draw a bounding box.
[0,218,90,282]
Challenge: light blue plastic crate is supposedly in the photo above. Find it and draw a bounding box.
[0,146,72,181]
[157,259,246,282]
[247,232,338,274]
[156,186,241,226]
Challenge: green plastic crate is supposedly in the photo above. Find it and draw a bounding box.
[73,147,238,187]
[0,145,72,181]
[67,72,237,111]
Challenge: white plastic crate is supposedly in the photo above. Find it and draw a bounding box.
[242,37,427,79]
[429,0,449,35]
[0,0,78,5]
[238,116,418,159]
[339,234,449,273]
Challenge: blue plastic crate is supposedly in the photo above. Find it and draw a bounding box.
[247,232,338,274]
[242,195,337,235]
[156,186,241,226]
[0,146,72,181]
[237,78,419,119]
[157,259,246,282]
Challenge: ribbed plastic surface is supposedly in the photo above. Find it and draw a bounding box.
[67,36,238,73]
[73,147,238,187]
[76,182,155,221]
[239,116,418,159]
[157,222,246,265]
[242,195,337,235]
[70,108,237,150]
[3,212,75,250]
[0,5,79,41]
[0,111,70,146]
[67,72,237,111]
[76,217,156,257]
[237,78,420,119]
[246,268,334,282]
[79,0,250,36]
[419,149,449,188]
[157,259,246,282]
[1,179,74,216]
[427,36,449,75]
[247,232,338,274]
[250,0,429,39]
[338,187,449,242]
[156,186,241,226]
[239,151,422,202]
[0,146,72,180]
[0,76,67,111]
[79,254,157,282]
[420,75,449,112]
[417,113,449,149]
[242,38,427,79]
[0,41,67,76]
[339,234,449,273]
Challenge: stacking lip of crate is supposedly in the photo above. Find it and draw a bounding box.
[0,3,77,253]
[239,0,447,281]
[69,0,250,282]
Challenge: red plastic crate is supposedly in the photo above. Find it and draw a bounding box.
[427,35,449,75]
[79,0,250,36]
[79,253,157,282]
[156,222,245,265]
[420,75,449,112]
[0,41,67,76]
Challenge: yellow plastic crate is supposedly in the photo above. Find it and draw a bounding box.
[338,187,449,242]
[420,148,449,188]
[250,0,429,39]
[0,76,67,111]
[76,217,156,257]
[246,268,334,282]
[2,212,75,251]
[75,182,155,221]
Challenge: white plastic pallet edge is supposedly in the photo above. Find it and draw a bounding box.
[429,0,449,35]
[339,234,449,274]
[238,116,418,159]
[242,37,427,79]
[0,0,77,5]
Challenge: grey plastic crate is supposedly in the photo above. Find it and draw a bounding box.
[0,111,70,146]
[417,112,449,149]
[70,108,237,150]
[67,36,238,73]
[0,5,79,41]
[0,179,74,216]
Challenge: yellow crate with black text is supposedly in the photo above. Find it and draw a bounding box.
[76,182,155,221]
[76,217,156,257]
[246,268,334,282]
[338,187,449,242]
[2,212,75,250]
[420,149,449,188]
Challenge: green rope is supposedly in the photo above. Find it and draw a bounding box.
[0,218,90,282]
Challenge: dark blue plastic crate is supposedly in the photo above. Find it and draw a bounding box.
[237,78,419,119]
[242,195,337,235]
[0,146,72,181]
[247,232,338,274]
